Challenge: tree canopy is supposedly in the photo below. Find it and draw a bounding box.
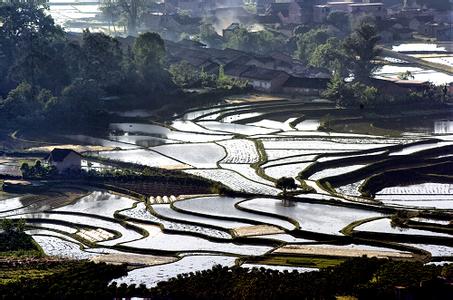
[275,177,298,194]
[343,22,381,82]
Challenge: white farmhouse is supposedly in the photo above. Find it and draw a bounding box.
[46,148,82,173]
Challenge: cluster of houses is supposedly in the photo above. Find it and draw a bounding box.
[140,0,451,43]
[165,39,330,94]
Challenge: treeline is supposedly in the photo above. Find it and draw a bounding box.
[0,261,128,299]
[141,258,452,300]
[1,257,451,299]
[0,2,174,129]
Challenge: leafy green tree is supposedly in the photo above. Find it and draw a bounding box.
[224,27,253,52]
[275,177,298,195]
[224,27,284,55]
[343,22,381,83]
[169,61,199,87]
[309,37,347,74]
[133,32,166,78]
[322,73,354,106]
[46,79,103,126]
[0,2,64,95]
[295,27,332,63]
[8,36,70,93]
[81,31,123,89]
[0,82,46,123]
[216,65,247,90]
[323,74,379,108]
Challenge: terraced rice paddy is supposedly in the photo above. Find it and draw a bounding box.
[354,218,452,238]
[3,99,452,287]
[173,196,295,230]
[239,198,384,236]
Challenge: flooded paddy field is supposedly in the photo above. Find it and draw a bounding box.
[1,96,452,286]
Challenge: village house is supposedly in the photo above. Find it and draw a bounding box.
[222,22,241,39]
[164,0,207,17]
[141,13,201,40]
[224,64,290,92]
[165,38,331,94]
[421,22,452,41]
[266,2,303,25]
[46,149,82,173]
[282,76,330,96]
[349,2,386,20]
[256,0,275,15]
[314,1,386,23]
[371,77,430,94]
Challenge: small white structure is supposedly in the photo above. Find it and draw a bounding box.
[46,148,82,173]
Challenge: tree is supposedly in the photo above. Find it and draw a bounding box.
[101,0,147,35]
[133,32,172,93]
[0,82,46,123]
[20,162,30,178]
[224,27,284,55]
[8,35,70,93]
[275,177,297,195]
[133,32,165,77]
[0,2,64,95]
[99,0,121,34]
[295,27,332,63]
[309,37,347,74]
[322,73,379,108]
[45,79,104,126]
[343,22,381,82]
[224,27,254,52]
[81,31,123,89]
[397,70,414,80]
[169,61,199,87]
[322,73,354,107]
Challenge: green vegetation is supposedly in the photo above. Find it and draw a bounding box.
[0,257,450,299]
[0,2,176,130]
[246,255,345,269]
[343,23,381,83]
[21,160,57,179]
[0,260,128,299]
[294,22,448,108]
[224,27,285,55]
[198,23,286,55]
[141,258,452,299]
[0,219,42,257]
[168,62,247,90]
[275,177,297,195]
